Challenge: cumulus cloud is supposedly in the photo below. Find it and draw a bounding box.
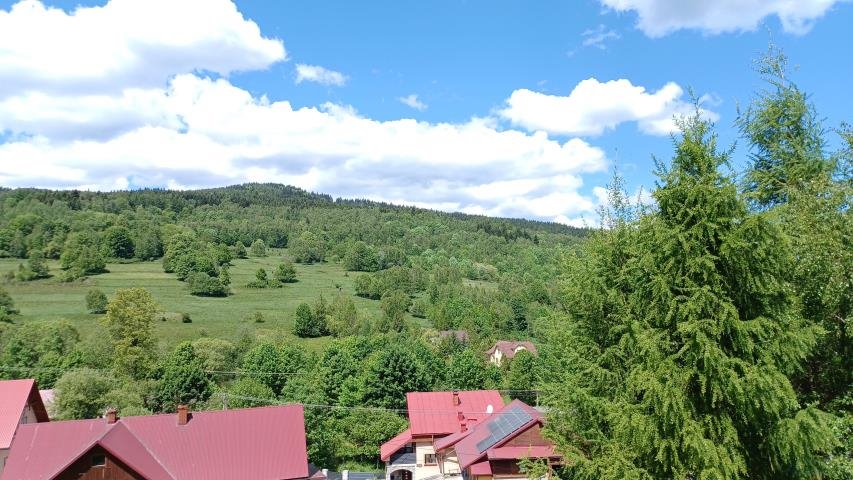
[0,0,616,224]
[0,0,285,97]
[398,94,428,111]
[600,0,844,37]
[295,64,348,86]
[499,78,718,136]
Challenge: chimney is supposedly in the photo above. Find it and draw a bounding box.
[457,411,465,421]
[460,422,468,432]
[452,391,460,406]
[177,404,189,425]
[105,408,118,424]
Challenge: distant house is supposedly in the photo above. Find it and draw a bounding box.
[0,379,49,475]
[380,392,559,480]
[485,341,537,366]
[38,389,56,419]
[1,404,314,480]
[381,390,503,480]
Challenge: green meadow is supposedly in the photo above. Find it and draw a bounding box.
[0,249,419,352]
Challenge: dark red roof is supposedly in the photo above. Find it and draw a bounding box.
[0,379,49,449]
[406,390,503,436]
[1,404,309,480]
[452,400,543,469]
[485,340,537,359]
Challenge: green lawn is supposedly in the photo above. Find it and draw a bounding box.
[1,250,417,352]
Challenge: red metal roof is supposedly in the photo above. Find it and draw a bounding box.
[453,400,543,469]
[380,428,412,461]
[0,379,49,449]
[468,460,492,476]
[1,404,309,480]
[406,390,503,436]
[486,445,556,460]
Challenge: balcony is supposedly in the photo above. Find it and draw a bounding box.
[388,449,417,466]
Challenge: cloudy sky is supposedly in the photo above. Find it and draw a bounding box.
[0,0,851,226]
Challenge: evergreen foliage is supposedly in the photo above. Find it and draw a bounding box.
[85,288,108,314]
[543,111,835,479]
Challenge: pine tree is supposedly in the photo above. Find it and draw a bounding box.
[543,110,836,480]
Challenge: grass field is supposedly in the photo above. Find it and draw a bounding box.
[0,249,420,352]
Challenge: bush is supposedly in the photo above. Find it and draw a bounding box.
[290,231,325,264]
[274,261,297,283]
[246,268,270,288]
[250,311,265,323]
[181,313,192,323]
[293,302,324,338]
[250,239,267,257]
[187,271,227,297]
[0,286,18,319]
[233,241,248,259]
[102,226,135,259]
[85,288,108,314]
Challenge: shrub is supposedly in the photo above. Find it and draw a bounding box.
[187,271,227,297]
[85,288,108,314]
[250,239,267,257]
[181,312,192,323]
[274,261,297,283]
[246,268,270,288]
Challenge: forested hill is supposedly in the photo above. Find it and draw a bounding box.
[0,183,586,238]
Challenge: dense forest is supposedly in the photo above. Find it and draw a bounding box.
[0,49,850,478]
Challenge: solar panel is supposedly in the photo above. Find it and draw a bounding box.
[475,405,532,453]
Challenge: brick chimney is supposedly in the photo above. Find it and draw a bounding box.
[460,421,468,432]
[452,391,460,406]
[105,408,118,424]
[177,404,189,425]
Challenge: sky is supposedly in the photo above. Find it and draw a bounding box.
[0,0,851,226]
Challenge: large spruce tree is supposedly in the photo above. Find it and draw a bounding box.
[543,111,835,479]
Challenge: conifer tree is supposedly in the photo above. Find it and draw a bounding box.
[543,110,835,480]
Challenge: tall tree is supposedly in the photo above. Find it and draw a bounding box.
[362,345,428,410]
[543,111,835,479]
[156,342,213,411]
[101,288,157,380]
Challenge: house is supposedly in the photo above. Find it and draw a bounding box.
[380,391,559,480]
[39,389,56,419]
[485,341,537,366]
[0,379,50,475]
[437,330,469,343]
[432,400,560,479]
[380,390,504,480]
[1,404,314,480]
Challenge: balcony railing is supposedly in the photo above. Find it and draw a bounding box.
[388,450,417,465]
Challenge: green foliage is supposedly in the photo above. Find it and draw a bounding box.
[155,342,213,411]
[250,238,267,257]
[54,368,114,420]
[226,377,275,408]
[85,288,108,314]
[293,301,325,338]
[343,241,380,272]
[445,349,486,391]
[291,231,326,264]
[0,286,18,319]
[102,288,157,380]
[274,260,297,283]
[505,349,539,404]
[15,250,49,281]
[162,232,218,281]
[191,337,236,373]
[246,267,272,288]
[234,241,248,259]
[378,289,411,332]
[102,226,135,259]
[0,319,80,387]
[239,342,307,395]
[543,111,835,479]
[186,271,228,297]
[362,345,429,410]
[326,294,360,337]
[325,410,408,467]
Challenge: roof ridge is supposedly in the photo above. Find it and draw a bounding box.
[115,420,179,480]
[40,423,111,480]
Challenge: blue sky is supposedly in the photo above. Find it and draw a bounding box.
[0,0,850,225]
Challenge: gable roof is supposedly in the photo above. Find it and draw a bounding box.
[1,404,309,480]
[485,341,537,359]
[379,428,412,461]
[406,390,503,436]
[0,379,49,449]
[450,400,543,469]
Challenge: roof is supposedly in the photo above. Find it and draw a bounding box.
[438,330,469,342]
[0,379,49,449]
[1,404,309,480]
[487,445,556,460]
[485,341,537,359]
[380,428,412,461]
[452,400,543,469]
[468,460,492,475]
[406,390,503,436]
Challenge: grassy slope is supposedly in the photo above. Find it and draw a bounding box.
[1,249,419,352]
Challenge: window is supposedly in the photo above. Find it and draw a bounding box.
[424,454,438,465]
[91,454,106,467]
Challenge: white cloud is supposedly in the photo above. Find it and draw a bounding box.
[600,0,845,37]
[398,94,428,111]
[581,24,621,49]
[0,0,285,97]
[295,64,348,86]
[499,78,719,136]
[0,0,614,224]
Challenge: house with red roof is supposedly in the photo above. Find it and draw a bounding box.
[0,379,49,475]
[485,341,537,367]
[380,391,558,480]
[1,404,318,480]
